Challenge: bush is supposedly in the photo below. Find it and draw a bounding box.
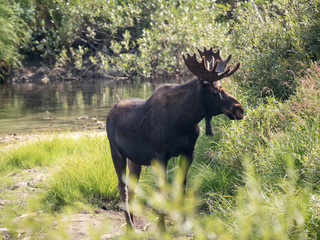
[0,0,32,82]
[13,0,233,79]
[22,0,157,76]
[111,0,230,78]
[231,0,320,99]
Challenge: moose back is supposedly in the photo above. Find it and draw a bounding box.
[106,47,244,228]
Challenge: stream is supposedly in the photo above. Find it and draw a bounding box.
[0,79,161,137]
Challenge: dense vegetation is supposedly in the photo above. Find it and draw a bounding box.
[1,0,320,239]
[1,0,319,98]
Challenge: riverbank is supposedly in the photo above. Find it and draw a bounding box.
[0,166,147,239]
[0,131,151,239]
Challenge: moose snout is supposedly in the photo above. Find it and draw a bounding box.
[233,104,244,120]
[235,108,244,120]
[224,104,244,120]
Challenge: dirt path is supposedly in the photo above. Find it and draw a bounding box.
[0,167,148,239]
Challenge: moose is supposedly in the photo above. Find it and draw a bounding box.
[106,47,244,228]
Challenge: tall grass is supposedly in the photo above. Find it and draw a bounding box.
[0,132,119,210]
[44,134,118,211]
[122,158,315,239]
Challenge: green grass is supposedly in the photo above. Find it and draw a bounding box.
[0,133,88,173]
[44,134,118,211]
[0,132,119,211]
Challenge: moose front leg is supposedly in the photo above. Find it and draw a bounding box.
[180,149,195,192]
[128,159,142,225]
[205,115,214,136]
[154,154,168,232]
[109,145,133,229]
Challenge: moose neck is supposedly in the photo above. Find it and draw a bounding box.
[173,79,207,128]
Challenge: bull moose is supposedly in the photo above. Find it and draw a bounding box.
[106,47,244,228]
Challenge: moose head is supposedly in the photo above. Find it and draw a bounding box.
[183,47,244,135]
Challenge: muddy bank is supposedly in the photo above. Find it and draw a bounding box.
[0,166,148,239]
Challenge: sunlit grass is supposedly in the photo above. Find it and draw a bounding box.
[0,132,99,173]
[44,136,118,210]
[0,131,119,210]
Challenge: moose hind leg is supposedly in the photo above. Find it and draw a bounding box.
[110,145,133,228]
[128,159,142,224]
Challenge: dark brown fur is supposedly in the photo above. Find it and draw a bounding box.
[106,48,244,228]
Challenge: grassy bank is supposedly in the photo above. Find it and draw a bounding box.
[0,132,118,211]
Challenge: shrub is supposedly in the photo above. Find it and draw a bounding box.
[0,0,31,81]
[113,0,230,78]
[16,0,233,79]
[23,0,157,76]
[231,0,320,99]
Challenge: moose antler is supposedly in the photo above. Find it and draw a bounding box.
[198,47,230,73]
[183,47,240,83]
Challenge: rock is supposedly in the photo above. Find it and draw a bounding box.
[77,116,88,120]
[0,199,11,206]
[7,172,17,177]
[0,228,12,240]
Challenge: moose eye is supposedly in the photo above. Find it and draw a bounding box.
[212,87,223,98]
[211,87,221,94]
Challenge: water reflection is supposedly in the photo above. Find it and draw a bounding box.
[0,79,158,136]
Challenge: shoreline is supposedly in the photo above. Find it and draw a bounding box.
[0,129,106,145]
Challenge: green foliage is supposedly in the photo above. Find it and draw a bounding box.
[3,0,232,78]
[226,158,311,239]
[2,0,319,92]
[112,0,230,78]
[25,0,158,73]
[0,0,32,81]
[30,0,231,78]
[231,0,320,99]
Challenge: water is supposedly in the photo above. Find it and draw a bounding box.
[0,79,158,137]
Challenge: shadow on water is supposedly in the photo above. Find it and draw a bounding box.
[0,78,173,137]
